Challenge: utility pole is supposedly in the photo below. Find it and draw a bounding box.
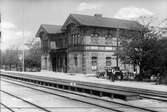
[22,1,25,72]
[116,28,119,69]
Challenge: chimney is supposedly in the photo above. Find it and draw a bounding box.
[94,14,102,17]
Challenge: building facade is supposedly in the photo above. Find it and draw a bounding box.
[36,14,142,74]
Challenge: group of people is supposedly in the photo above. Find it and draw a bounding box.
[96,67,123,82]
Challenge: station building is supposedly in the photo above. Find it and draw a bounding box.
[36,14,142,74]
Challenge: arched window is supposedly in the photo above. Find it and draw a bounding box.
[91,33,99,44]
[72,33,80,46]
[91,33,99,37]
[77,34,80,45]
[105,34,112,38]
[105,34,113,45]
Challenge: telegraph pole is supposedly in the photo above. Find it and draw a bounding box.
[22,1,25,72]
[116,28,119,69]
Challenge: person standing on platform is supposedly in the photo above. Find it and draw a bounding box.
[105,67,109,79]
[108,67,114,82]
[156,73,160,85]
[120,70,123,80]
[112,69,115,82]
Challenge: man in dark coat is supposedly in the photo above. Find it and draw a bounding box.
[111,69,115,82]
[108,68,114,82]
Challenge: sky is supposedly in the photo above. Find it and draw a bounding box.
[0,0,167,50]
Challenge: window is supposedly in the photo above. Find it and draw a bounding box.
[91,57,97,66]
[74,56,78,66]
[74,34,77,45]
[105,34,113,44]
[72,33,80,46]
[77,34,80,44]
[91,33,99,44]
[50,41,56,49]
[112,37,117,46]
[91,57,97,71]
[94,33,98,37]
[91,33,99,37]
[105,34,112,38]
[106,57,111,66]
[73,35,75,45]
[43,41,48,53]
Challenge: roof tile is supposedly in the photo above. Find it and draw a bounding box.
[70,14,142,30]
[41,24,62,34]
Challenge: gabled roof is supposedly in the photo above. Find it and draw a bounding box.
[36,24,63,37]
[62,14,142,31]
[41,24,62,34]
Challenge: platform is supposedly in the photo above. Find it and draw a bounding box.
[1,70,167,92]
[0,70,143,101]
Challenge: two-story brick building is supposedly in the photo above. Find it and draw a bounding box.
[36,14,142,74]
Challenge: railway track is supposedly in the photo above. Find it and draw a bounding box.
[1,77,159,112]
[0,90,52,112]
[0,103,15,112]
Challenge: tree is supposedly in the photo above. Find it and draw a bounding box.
[1,47,21,70]
[0,39,42,72]
[24,40,42,71]
[155,38,167,84]
[117,16,162,80]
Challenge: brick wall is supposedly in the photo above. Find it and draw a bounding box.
[84,27,117,46]
[84,52,116,74]
[82,27,118,74]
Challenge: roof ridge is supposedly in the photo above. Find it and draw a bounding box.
[41,24,62,26]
